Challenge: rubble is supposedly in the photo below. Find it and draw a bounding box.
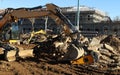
[27,32,120,71]
[87,35,120,70]
[28,33,120,66]
[0,33,120,74]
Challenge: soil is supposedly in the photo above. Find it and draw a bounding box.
[0,56,119,75]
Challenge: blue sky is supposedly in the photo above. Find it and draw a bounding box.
[0,0,119,19]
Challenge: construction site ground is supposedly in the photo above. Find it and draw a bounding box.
[0,57,119,75]
[0,35,120,75]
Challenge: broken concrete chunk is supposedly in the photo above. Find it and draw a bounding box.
[104,44,113,51]
[99,60,108,64]
[108,62,120,68]
[99,49,111,57]
[100,55,112,62]
[104,44,117,54]
[88,46,98,51]
[89,37,100,47]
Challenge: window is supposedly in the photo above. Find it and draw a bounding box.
[95,29,99,32]
[80,16,82,20]
[104,28,108,31]
[88,15,90,20]
[113,29,118,33]
[87,28,90,31]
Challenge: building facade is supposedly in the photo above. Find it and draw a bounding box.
[60,6,120,37]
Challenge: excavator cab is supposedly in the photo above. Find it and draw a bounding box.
[9,22,20,44]
[4,22,20,44]
[10,22,19,40]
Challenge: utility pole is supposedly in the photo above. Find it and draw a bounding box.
[77,0,80,30]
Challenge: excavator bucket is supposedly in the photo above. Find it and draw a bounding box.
[71,55,94,65]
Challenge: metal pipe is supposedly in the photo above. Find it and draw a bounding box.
[77,0,80,30]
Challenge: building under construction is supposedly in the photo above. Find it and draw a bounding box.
[0,5,120,37]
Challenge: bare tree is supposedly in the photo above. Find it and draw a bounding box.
[113,16,120,22]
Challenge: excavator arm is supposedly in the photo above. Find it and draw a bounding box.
[0,13,11,28]
[0,3,78,35]
[46,4,78,34]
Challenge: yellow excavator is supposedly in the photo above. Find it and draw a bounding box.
[0,3,95,64]
[0,3,78,43]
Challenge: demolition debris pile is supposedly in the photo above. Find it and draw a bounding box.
[88,35,120,70]
[0,34,120,74]
[31,33,120,71]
